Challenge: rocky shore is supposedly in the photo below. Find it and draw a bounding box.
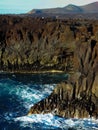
[28,39,98,117]
[0,15,98,118]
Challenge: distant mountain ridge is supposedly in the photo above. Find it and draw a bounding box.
[28,2,98,14]
[81,2,98,13]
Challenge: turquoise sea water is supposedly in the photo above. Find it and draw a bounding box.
[0,72,98,130]
[0,9,27,14]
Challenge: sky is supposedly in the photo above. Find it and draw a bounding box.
[0,0,97,14]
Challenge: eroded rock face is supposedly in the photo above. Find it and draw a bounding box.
[28,73,98,118]
[0,15,98,118]
[0,15,75,72]
[27,19,98,118]
[1,15,97,73]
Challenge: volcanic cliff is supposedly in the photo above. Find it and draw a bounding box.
[0,15,98,118]
[0,15,76,72]
[28,40,98,118]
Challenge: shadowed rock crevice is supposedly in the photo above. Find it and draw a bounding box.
[91,39,96,52]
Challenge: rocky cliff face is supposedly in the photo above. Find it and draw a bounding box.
[17,16,97,118]
[0,15,97,73]
[0,15,76,72]
[28,40,98,118]
[0,15,98,118]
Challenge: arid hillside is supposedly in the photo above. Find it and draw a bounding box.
[29,2,98,14]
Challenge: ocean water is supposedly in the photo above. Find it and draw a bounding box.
[0,9,28,14]
[0,72,98,130]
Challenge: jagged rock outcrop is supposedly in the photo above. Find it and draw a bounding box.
[27,18,98,118]
[28,71,98,118]
[0,15,97,73]
[0,15,75,72]
[28,81,96,118]
[0,15,98,118]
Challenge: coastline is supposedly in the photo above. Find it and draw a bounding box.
[0,70,65,74]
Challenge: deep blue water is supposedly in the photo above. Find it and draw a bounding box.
[0,72,98,130]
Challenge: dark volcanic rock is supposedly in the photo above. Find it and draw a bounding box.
[28,72,98,118]
[0,15,98,118]
[0,15,75,72]
[26,17,98,118]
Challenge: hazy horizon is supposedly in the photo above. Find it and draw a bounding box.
[0,0,97,14]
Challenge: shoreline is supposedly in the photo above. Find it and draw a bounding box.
[0,70,65,74]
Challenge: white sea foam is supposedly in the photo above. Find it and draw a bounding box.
[0,78,55,110]
[15,113,64,128]
[3,82,55,109]
[14,114,98,130]
[1,77,98,129]
[16,84,55,109]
